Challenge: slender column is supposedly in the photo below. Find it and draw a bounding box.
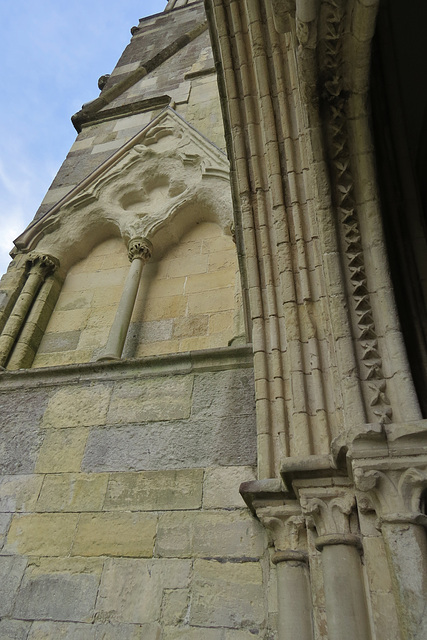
[97,237,152,361]
[0,254,58,368]
[354,462,427,640]
[7,275,61,370]
[256,503,314,640]
[300,487,372,640]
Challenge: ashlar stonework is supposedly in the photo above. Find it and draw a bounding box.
[0,0,427,638]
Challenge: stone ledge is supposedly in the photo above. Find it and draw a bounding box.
[0,344,253,390]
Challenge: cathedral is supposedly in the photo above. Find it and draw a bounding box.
[0,0,426,638]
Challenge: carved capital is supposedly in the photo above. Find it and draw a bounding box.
[353,463,427,527]
[27,253,59,278]
[299,486,360,549]
[256,502,306,554]
[128,237,152,263]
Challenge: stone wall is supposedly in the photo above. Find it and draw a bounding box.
[33,221,240,368]
[0,352,273,638]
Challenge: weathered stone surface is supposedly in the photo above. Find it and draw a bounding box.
[106,376,193,424]
[163,627,270,639]
[0,475,44,513]
[36,330,81,354]
[36,473,108,512]
[28,621,95,640]
[191,370,255,419]
[96,558,191,624]
[0,390,49,474]
[161,589,189,626]
[190,560,265,628]
[4,513,78,556]
[156,510,267,559]
[203,466,256,509]
[35,428,89,473]
[72,512,157,557]
[41,384,113,429]
[13,558,102,623]
[0,512,11,548]
[104,469,203,511]
[82,416,256,472]
[0,555,27,616]
[162,628,222,640]
[94,622,161,640]
[0,619,31,640]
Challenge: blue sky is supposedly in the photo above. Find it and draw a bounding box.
[0,1,166,276]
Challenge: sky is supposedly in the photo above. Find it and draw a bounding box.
[0,0,166,277]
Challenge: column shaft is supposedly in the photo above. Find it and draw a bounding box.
[381,522,427,640]
[100,257,143,360]
[275,554,313,640]
[0,256,56,367]
[97,237,151,361]
[321,543,371,640]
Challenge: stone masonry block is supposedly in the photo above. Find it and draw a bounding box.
[96,558,191,624]
[106,376,193,424]
[35,428,89,473]
[161,589,190,626]
[28,621,161,640]
[190,559,265,629]
[191,370,255,419]
[0,475,44,513]
[82,415,256,472]
[4,513,79,556]
[72,512,157,557]
[203,466,256,509]
[94,623,161,640]
[13,558,103,623]
[156,510,267,559]
[37,330,81,354]
[36,473,108,512]
[0,619,31,640]
[104,469,203,511]
[163,628,222,640]
[0,555,28,616]
[0,390,49,474]
[28,621,95,639]
[0,513,11,549]
[42,384,113,429]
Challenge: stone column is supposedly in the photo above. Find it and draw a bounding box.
[257,503,314,640]
[0,253,58,368]
[300,486,372,640]
[97,237,152,361]
[354,462,427,640]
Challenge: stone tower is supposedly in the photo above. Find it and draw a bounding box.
[1,1,427,639]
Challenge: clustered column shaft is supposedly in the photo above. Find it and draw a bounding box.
[97,237,152,361]
[0,254,58,368]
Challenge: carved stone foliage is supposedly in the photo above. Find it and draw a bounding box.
[13,108,233,272]
[299,485,361,550]
[354,464,427,526]
[319,0,392,424]
[26,253,59,278]
[127,237,152,263]
[256,502,306,553]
